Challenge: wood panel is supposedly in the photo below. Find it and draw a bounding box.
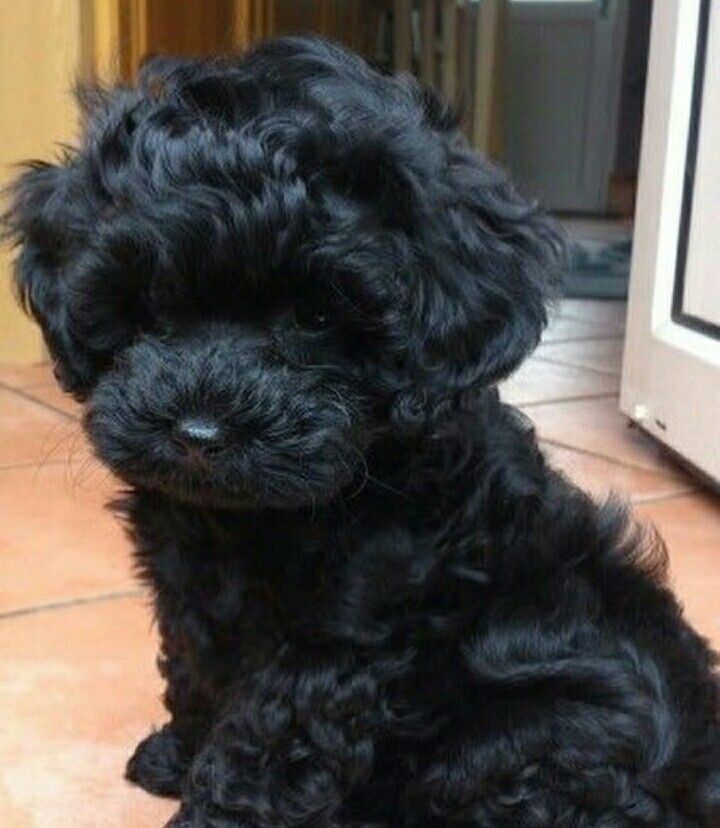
[0,0,85,363]
[440,0,457,103]
[146,0,235,59]
[419,0,437,86]
[80,0,145,82]
[394,0,413,72]
[472,0,505,158]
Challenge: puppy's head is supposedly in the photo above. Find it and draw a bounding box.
[5,38,564,510]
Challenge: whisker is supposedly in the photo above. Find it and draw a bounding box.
[32,421,83,481]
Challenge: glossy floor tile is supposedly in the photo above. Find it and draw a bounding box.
[635,493,720,645]
[542,315,624,343]
[541,441,697,504]
[535,337,625,376]
[0,364,81,418]
[19,382,82,418]
[500,357,619,407]
[0,596,175,828]
[0,461,134,615]
[524,395,689,477]
[0,388,83,469]
[0,363,55,389]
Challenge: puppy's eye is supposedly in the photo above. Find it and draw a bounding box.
[292,303,332,333]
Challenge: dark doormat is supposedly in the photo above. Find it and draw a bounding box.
[564,237,632,299]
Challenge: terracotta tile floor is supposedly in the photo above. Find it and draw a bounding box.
[1,299,719,826]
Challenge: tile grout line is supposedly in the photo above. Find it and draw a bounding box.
[631,488,700,506]
[518,392,619,409]
[542,333,624,345]
[0,588,146,621]
[538,436,687,478]
[556,312,626,327]
[0,380,80,422]
[0,457,78,473]
[0,378,56,392]
[531,354,621,378]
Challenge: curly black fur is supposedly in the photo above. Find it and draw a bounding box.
[5,37,720,827]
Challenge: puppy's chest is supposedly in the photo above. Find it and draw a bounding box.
[144,521,356,663]
[137,505,473,681]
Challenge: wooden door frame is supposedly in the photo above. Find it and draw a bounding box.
[79,0,147,82]
[80,1,268,83]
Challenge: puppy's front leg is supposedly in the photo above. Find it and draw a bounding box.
[126,577,218,797]
[125,493,227,797]
[166,662,383,828]
[126,647,212,798]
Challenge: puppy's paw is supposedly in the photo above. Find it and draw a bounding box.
[164,805,202,828]
[165,803,242,828]
[126,725,190,798]
[165,805,376,828]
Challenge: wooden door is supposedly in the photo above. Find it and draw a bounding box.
[0,1,85,362]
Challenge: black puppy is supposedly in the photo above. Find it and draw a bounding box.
[6,37,720,827]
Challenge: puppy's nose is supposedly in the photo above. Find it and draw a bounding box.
[172,417,224,458]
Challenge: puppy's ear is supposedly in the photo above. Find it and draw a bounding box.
[392,139,566,427]
[3,160,96,398]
